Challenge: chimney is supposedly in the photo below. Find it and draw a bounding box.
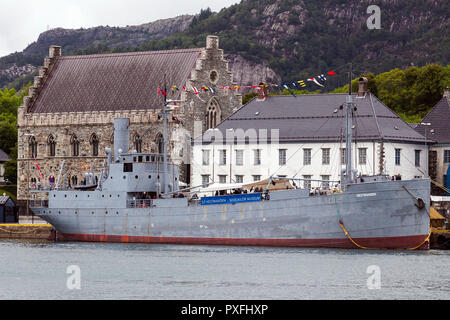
[49,45,61,58]
[206,35,219,49]
[357,77,368,97]
[113,118,130,160]
[257,82,268,101]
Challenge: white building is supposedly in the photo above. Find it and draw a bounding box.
[0,149,10,183]
[414,89,450,195]
[192,79,429,189]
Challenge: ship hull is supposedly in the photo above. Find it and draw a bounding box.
[55,233,429,250]
[32,179,431,250]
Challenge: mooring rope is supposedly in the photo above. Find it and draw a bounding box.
[334,196,431,250]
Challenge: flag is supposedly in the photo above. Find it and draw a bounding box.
[157,86,167,96]
[282,83,296,97]
[327,71,336,76]
[318,74,327,81]
[34,158,44,180]
[297,80,306,87]
[182,85,187,91]
[307,77,324,87]
[209,87,216,93]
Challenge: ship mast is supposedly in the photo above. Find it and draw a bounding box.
[344,64,354,185]
[162,76,169,196]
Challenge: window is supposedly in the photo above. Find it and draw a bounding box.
[395,149,401,166]
[341,148,346,165]
[254,149,261,165]
[235,175,244,183]
[444,150,450,163]
[206,98,221,129]
[358,148,367,165]
[253,175,261,182]
[201,175,210,185]
[133,134,142,153]
[303,149,311,165]
[123,163,133,172]
[29,136,37,158]
[71,176,78,186]
[48,134,56,157]
[71,134,80,157]
[279,149,287,165]
[156,133,163,154]
[322,148,330,165]
[91,133,99,156]
[235,150,244,166]
[303,175,312,190]
[321,175,331,188]
[218,175,227,184]
[415,150,421,167]
[202,150,210,166]
[219,149,227,165]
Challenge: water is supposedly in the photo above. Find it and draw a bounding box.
[1,239,449,300]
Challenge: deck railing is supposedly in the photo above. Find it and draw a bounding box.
[126,199,154,208]
[29,200,49,208]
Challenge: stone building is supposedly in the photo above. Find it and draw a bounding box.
[17,35,242,207]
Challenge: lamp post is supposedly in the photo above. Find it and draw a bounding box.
[420,122,431,177]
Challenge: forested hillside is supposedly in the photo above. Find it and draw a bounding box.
[1,0,448,91]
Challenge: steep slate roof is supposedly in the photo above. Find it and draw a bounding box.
[31,48,203,113]
[198,93,428,143]
[0,149,10,162]
[414,97,450,144]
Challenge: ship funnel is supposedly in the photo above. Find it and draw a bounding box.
[114,118,130,160]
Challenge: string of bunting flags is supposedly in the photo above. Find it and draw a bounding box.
[157,70,337,100]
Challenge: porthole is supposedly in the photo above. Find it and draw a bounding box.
[135,175,139,179]
[148,175,152,179]
[109,195,112,198]
[91,212,94,215]
[123,176,126,179]
[105,211,108,215]
[64,195,67,198]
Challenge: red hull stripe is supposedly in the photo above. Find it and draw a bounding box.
[57,233,429,250]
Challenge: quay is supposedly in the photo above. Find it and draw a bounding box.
[0,218,55,241]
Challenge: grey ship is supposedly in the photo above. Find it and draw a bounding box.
[31,91,431,250]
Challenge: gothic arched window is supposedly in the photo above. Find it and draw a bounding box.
[71,134,80,157]
[206,98,221,129]
[133,134,142,153]
[90,133,99,156]
[156,133,163,154]
[29,136,37,158]
[48,134,56,157]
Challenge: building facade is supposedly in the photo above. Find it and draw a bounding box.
[415,89,450,195]
[0,149,10,183]
[193,80,429,189]
[17,36,242,204]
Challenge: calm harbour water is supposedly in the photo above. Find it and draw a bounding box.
[0,239,449,300]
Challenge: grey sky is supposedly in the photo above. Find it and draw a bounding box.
[0,0,240,57]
